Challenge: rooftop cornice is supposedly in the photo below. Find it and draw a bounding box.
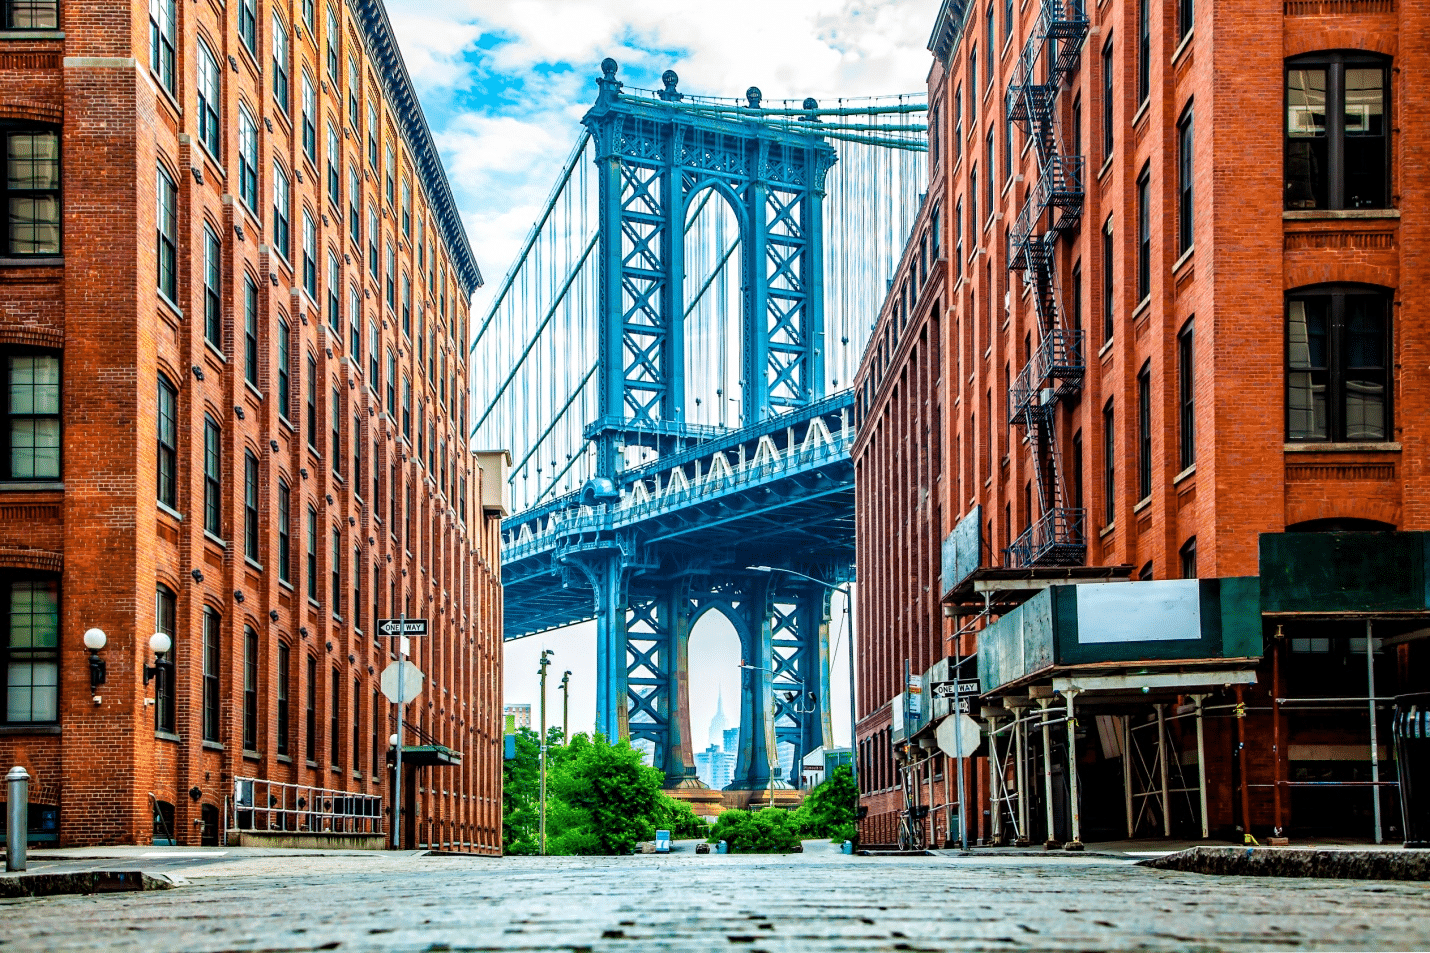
[351,0,483,296]
[928,0,970,65]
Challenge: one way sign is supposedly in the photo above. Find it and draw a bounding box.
[931,680,980,699]
[377,618,429,637]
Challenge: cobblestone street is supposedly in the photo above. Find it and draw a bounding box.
[1,845,1427,952]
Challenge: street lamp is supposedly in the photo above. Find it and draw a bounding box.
[83,628,107,699]
[560,670,571,743]
[747,566,858,796]
[538,649,554,856]
[142,632,173,686]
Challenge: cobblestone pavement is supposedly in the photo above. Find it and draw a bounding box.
[1,843,1427,952]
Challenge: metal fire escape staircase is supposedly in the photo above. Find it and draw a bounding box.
[1004,0,1089,568]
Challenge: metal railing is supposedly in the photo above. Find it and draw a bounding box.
[1005,506,1087,568]
[231,778,384,836]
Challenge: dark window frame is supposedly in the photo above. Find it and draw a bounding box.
[1102,400,1115,526]
[1285,52,1390,211]
[157,372,177,505]
[202,607,220,743]
[1178,318,1195,468]
[1137,362,1152,501]
[242,624,258,752]
[1285,285,1392,442]
[1,573,59,726]
[1177,105,1194,253]
[244,449,259,560]
[277,478,292,583]
[277,641,291,757]
[155,583,176,732]
[6,0,56,29]
[2,345,60,481]
[203,415,221,536]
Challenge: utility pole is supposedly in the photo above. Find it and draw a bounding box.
[539,649,554,856]
[560,670,571,743]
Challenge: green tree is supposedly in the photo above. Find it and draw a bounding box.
[707,807,803,853]
[654,793,709,839]
[546,733,664,855]
[794,763,858,842]
[501,727,540,854]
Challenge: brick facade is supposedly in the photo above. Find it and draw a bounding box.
[853,0,1425,846]
[0,0,505,852]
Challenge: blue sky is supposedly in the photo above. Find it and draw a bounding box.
[385,0,934,748]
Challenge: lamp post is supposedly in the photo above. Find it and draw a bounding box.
[560,670,571,743]
[747,566,858,796]
[538,649,554,855]
[83,628,107,704]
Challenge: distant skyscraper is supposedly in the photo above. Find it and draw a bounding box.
[708,690,729,748]
[723,727,739,753]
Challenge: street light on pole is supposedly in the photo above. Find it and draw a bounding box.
[747,566,858,796]
[538,649,554,856]
[560,670,571,743]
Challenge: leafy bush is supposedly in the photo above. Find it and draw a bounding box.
[707,807,803,853]
[655,794,710,839]
[794,764,857,842]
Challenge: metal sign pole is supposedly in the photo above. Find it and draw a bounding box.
[952,651,966,850]
[393,610,405,850]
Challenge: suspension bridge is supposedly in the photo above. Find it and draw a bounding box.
[472,59,926,798]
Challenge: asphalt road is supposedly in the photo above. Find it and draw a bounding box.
[1,843,1426,952]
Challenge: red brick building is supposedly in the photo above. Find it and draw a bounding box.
[853,0,1427,848]
[0,0,506,851]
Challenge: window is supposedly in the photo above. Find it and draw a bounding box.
[331,385,342,475]
[352,676,362,772]
[985,129,994,218]
[242,625,258,751]
[1,348,58,483]
[1177,107,1194,253]
[367,103,378,168]
[155,584,176,732]
[1101,216,1114,343]
[1137,0,1149,104]
[1072,430,1084,512]
[970,48,977,120]
[327,251,340,333]
[273,164,291,261]
[326,123,340,208]
[306,354,317,447]
[368,208,378,279]
[330,667,340,768]
[243,276,258,386]
[1137,363,1152,501]
[353,547,362,633]
[202,608,220,742]
[1071,259,1082,331]
[1285,54,1388,210]
[325,4,338,78]
[953,87,962,165]
[305,653,317,762]
[203,415,221,536]
[1003,0,1012,41]
[156,165,176,298]
[385,142,395,205]
[349,286,361,359]
[353,414,362,487]
[6,0,55,28]
[148,0,175,93]
[1287,287,1390,442]
[1178,319,1195,469]
[347,56,360,127]
[302,210,317,297]
[157,373,177,505]
[1179,0,1193,39]
[1180,537,1198,579]
[969,166,977,244]
[401,179,411,236]
[238,106,258,210]
[4,577,58,724]
[371,690,381,783]
[402,376,411,439]
[1136,165,1150,302]
[1101,39,1114,163]
[348,167,360,245]
[368,319,379,385]
[301,72,317,162]
[954,198,963,281]
[244,450,259,560]
[385,243,395,307]
[197,41,221,157]
[1102,401,1115,525]
[278,479,292,583]
[386,351,396,411]
[277,642,291,757]
[401,274,411,335]
[331,527,341,612]
[986,4,995,81]
[303,0,314,31]
[272,13,289,112]
[238,0,256,53]
[306,505,318,600]
[1071,96,1082,160]
[201,226,221,347]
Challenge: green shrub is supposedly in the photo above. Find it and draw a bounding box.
[708,807,803,853]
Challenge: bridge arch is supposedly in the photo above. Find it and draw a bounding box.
[681,182,747,430]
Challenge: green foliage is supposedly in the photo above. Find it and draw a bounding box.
[707,807,804,854]
[793,764,858,842]
[502,728,709,856]
[654,793,709,839]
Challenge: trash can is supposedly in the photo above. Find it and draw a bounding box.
[1392,693,1430,848]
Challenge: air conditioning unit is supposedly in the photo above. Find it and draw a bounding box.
[472,449,512,517]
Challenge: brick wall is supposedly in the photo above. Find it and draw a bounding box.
[0,0,503,852]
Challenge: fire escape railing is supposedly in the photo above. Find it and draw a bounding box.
[1003,0,1089,569]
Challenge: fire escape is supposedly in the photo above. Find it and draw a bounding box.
[1004,0,1089,568]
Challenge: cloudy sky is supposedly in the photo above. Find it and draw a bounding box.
[385,0,935,752]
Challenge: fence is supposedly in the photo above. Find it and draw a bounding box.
[231,778,384,837]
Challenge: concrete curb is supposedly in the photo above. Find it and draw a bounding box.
[0,871,182,899]
[1138,846,1430,881]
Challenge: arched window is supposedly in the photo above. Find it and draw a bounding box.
[155,584,176,732]
[1286,53,1389,210]
[1286,285,1391,442]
